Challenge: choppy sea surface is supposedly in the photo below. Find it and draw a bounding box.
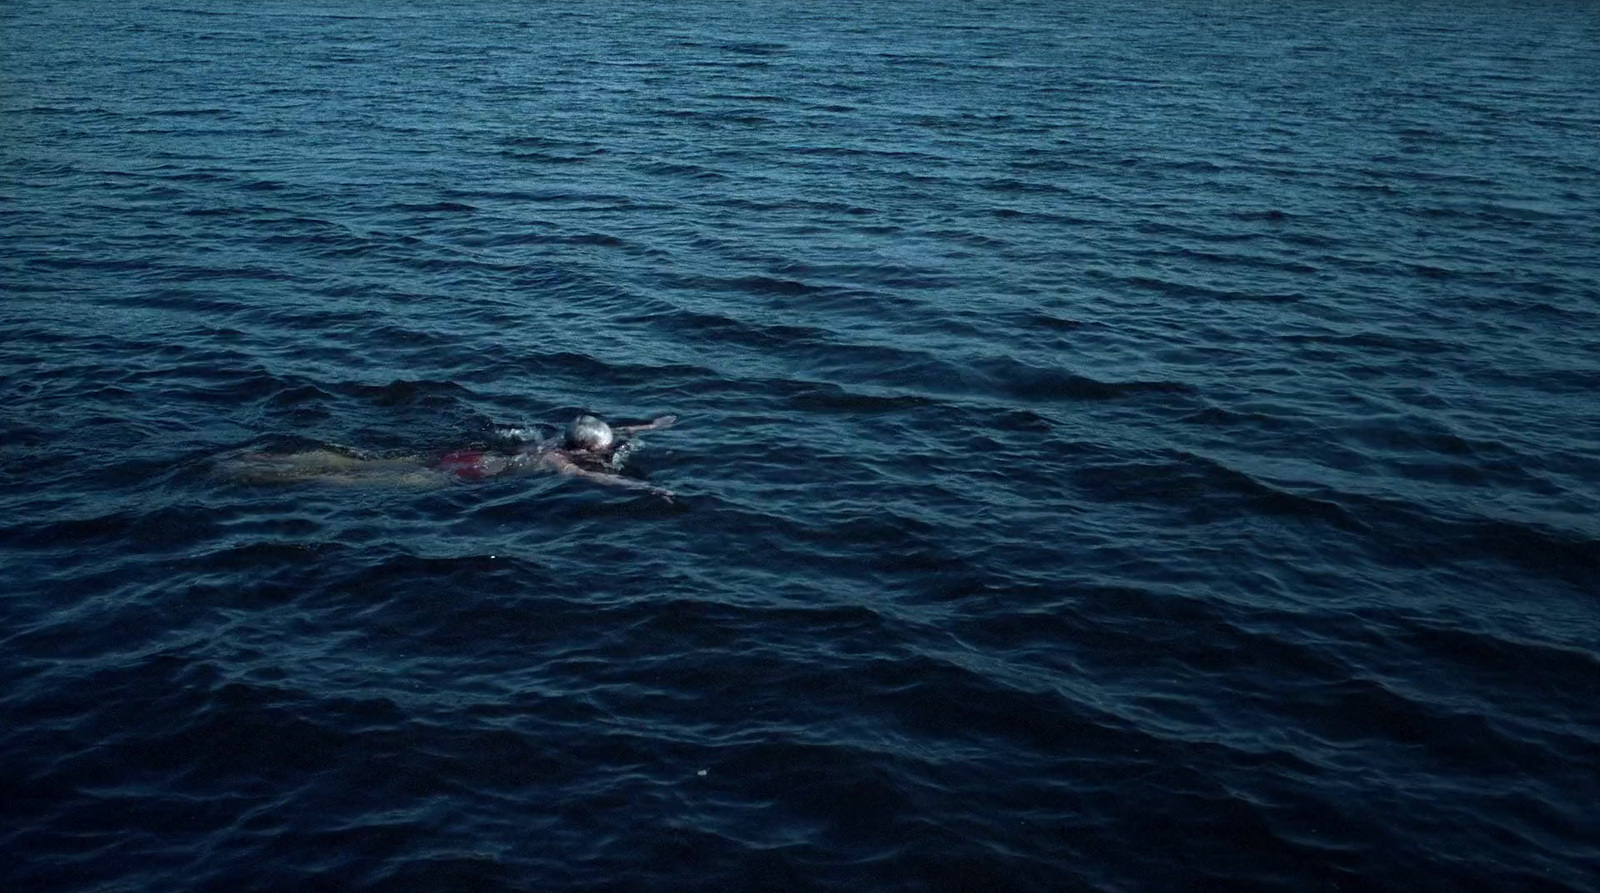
[3,0,1599,890]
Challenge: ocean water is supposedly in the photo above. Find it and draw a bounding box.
[3,0,1598,890]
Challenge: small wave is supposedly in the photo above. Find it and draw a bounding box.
[622,305,828,352]
[339,379,476,408]
[717,41,788,56]
[723,275,829,297]
[146,107,235,118]
[974,356,1197,404]
[384,201,477,213]
[1,504,225,553]
[498,150,594,164]
[1071,449,1372,533]
[638,160,727,180]
[785,383,938,415]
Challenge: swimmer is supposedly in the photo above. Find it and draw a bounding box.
[225,413,678,500]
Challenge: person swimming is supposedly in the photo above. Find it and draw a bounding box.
[515,414,675,497]
[224,413,678,500]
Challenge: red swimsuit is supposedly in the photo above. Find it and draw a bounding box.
[433,450,492,481]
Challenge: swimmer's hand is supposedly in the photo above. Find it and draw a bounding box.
[617,415,677,434]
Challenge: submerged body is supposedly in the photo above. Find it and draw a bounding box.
[225,414,677,500]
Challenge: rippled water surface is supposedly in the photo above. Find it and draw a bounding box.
[4,0,1599,890]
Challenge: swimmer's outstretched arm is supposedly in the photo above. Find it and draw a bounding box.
[613,415,677,435]
[541,452,674,501]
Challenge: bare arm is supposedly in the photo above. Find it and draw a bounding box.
[613,414,677,435]
[541,451,674,501]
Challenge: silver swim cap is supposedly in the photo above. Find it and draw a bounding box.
[564,414,615,451]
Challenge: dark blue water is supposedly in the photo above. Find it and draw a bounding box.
[4,0,1599,890]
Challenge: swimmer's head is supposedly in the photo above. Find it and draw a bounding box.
[564,415,615,452]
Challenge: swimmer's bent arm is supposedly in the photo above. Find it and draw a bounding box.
[540,452,673,501]
[613,415,676,435]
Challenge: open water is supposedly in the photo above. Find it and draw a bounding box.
[3,0,1599,890]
